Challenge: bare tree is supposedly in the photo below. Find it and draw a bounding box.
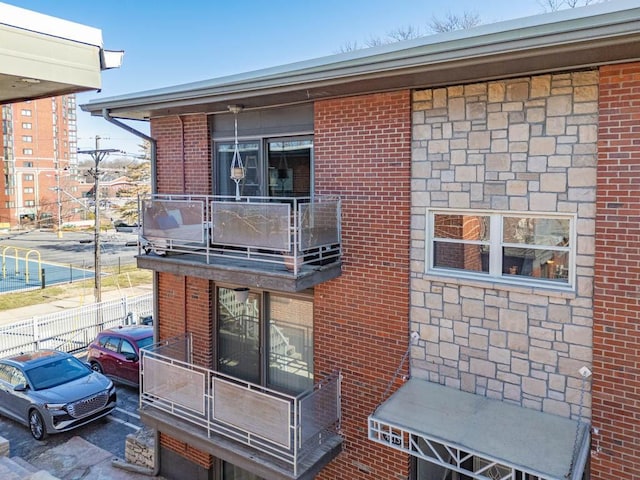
[428,11,481,33]
[387,25,423,42]
[337,0,599,54]
[113,142,151,224]
[538,0,601,11]
[337,25,425,52]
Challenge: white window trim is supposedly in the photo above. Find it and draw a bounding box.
[426,209,576,291]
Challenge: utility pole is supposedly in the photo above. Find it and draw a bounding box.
[56,169,62,238]
[78,135,119,303]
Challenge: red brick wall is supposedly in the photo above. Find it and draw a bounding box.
[152,114,214,468]
[160,433,213,469]
[151,114,211,195]
[592,62,640,479]
[314,91,412,479]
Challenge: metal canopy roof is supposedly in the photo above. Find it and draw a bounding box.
[81,0,640,121]
[0,2,122,104]
[368,379,590,480]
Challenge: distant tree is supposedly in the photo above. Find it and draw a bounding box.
[337,12,478,52]
[538,0,601,11]
[338,1,601,53]
[337,25,424,52]
[427,11,481,33]
[388,25,424,41]
[113,142,151,224]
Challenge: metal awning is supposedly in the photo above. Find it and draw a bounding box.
[368,379,590,480]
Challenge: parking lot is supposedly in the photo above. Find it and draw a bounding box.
[0,229,140,269]
[0,229,149,467]
[0,377,142,461]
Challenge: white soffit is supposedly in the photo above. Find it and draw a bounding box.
[0,2,104,103]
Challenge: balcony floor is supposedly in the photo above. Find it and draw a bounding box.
[136,251,342,292]
[140,404,343,480]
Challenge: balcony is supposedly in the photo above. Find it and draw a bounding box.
[139,335,343,480]
[136,195,342,292]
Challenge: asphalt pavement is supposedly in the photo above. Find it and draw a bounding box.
[0,229,140,269]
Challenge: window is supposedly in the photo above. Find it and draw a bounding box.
[23,161,33,167]
[427,210,573,287]
[24,200,35,207]
[24,174,33,181]
[22,135,32,142]
[21,122,32,129]
[104,337,119,352]
[120,340,135,356]
[23,187,33,193]
[0,365,26,387]
[21,109,32,116]
[22,148,33,155]
[415,454,545,480]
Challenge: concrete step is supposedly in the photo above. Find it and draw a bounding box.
[10,456,38,473]
[0,455,60,480]
[24,470,61,480]
[0,455,31,480]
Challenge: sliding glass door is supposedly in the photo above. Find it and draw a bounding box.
[215,137,312,198]
[216,288,313,394]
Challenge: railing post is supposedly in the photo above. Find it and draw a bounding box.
[32,315,39,351]
[122,296,130,324]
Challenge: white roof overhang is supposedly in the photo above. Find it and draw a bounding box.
[0,2,122,104]
[368,379,590,480]
[81,0,640,121]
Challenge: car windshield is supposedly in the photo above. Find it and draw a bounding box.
[136,336,154,350]
[26,356,91,390]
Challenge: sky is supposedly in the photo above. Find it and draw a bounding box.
[8,0,563,157]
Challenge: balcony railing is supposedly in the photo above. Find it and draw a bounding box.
[138,195,342,275]
[140,334,342,477]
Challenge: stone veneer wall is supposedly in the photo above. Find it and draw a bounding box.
[410,71,598,419]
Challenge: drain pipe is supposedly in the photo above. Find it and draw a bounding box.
[102,108,161,477]
[101,109,156,195]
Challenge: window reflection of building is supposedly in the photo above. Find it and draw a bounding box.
[430,211,572,285]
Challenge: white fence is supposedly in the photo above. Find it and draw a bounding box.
[0,293,153,357]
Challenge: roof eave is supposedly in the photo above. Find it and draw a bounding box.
[80,3,640,121]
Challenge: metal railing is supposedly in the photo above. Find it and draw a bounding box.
[139,195,342,275]
[140,333,341,476]
[0,293,153,357]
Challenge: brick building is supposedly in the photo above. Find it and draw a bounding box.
[0,2,123,230]
[1,96,79,229]
[83,2,640,479]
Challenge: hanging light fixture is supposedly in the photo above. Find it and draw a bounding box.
[228,104,245,200]
[234,287,250,303]
[277,142,289,179]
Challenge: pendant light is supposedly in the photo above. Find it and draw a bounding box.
[228,104,245,200]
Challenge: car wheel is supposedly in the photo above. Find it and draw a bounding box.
[90,361,103,374]
[29,410,47,440]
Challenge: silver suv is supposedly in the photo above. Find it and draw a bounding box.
[0,350,116,440]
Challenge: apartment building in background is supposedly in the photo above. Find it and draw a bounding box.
[82,2,640,480]
[1,95,80,229]
[0,2,123,230]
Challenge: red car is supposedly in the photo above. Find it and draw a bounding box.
[86,325,153,387]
